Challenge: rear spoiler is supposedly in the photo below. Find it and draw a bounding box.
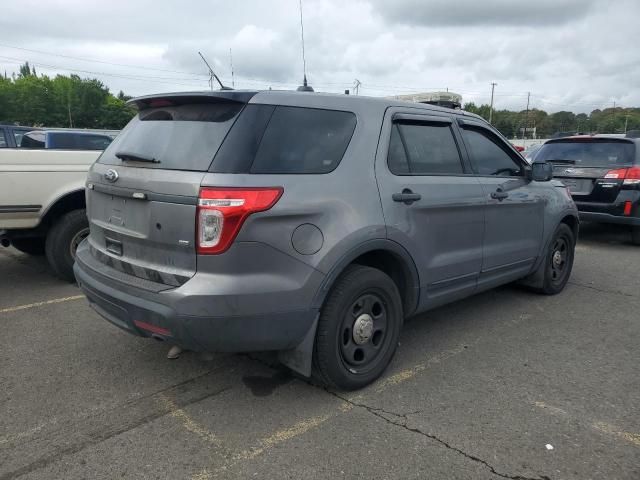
[127,91,258,110]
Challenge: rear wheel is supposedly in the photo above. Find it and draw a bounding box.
[11,238,45,255]
[45,209,89,282]
[632,226,640,246]
[313,265,403,390]
[538,223,575,294]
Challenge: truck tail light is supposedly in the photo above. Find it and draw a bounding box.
[196,187,283,255]
[604,167,640,185]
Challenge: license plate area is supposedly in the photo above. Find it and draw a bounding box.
[561,178,592,195]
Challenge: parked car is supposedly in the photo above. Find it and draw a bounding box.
[20,130,113,150]
[74,90,578,390]
[535,134,640,244]
[0,146,104,280]
[0,124,43,148]
[523,143,543,163]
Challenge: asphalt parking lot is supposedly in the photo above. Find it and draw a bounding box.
[1,223,638,480]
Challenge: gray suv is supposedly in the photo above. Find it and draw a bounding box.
[74,90,578,390]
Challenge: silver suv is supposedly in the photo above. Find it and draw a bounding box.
[74,90,578,390]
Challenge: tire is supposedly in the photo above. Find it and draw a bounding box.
[537,223,575,295]
[313,265,403,391]
[45,209,89,282]
[11,238,46,255]
[632,226,640,246]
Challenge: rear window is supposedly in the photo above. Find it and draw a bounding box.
[99,102,243,171]
[211,105,357,174]
[536,140,635,167]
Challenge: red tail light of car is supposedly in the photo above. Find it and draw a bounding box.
[196,187,283,255]
[604,167,640,185]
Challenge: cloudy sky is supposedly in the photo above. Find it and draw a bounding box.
[1,0,639,113]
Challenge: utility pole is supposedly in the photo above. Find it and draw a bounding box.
[353,79,361,95]
[522,92,530,142]
[625,114,629,134]
[489,82,497,124]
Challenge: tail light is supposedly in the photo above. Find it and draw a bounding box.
[196,187,283,255]
[604,167,640,185]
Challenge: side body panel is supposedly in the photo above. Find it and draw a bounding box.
[0,149,98,229]
[374,107,486,311]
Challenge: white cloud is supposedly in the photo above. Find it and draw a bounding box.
[0,0,638,113]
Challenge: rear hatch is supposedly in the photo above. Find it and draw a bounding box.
[85,92,252,288]
[536,137,636,204]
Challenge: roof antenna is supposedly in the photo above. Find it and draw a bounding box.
[198,51,233,90]
[296,0,314,92]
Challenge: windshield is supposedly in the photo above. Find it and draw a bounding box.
[98,101,243,171]
[536,140,635,167]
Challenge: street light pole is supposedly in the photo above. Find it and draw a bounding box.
[489,82,497,124]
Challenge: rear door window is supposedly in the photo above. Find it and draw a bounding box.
[249,106,356,174]
[99,102,244,171]
[0,131,7,148]
[388,122,464,175]
[536,140,635,167]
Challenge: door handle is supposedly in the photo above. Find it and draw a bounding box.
[490,189,509,201]
[392,189,422,205]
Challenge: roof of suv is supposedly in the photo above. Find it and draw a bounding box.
[127,89,487,122]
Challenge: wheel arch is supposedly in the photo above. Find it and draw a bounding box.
[40,189,86,230]
[560,213,579,240]
[311,239,420,316]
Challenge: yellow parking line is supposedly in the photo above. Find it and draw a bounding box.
[534,401,640,447]
[188,341,478,479]
[158,394,224,448]
[0,295,84,314]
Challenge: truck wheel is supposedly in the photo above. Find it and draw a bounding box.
[632,226,640,246]
[11,238,46,255]
[313,265,403,391]
[45,209,89,282]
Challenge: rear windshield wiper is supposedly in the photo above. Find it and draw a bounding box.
[546,159,576,164]
[115,151,160,163]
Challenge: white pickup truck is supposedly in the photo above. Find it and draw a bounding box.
[0,148,101,281]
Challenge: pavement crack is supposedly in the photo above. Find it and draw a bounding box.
[325,389,551,480]
[568,281,636,298]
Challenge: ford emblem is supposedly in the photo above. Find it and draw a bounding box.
[105,169,119,183]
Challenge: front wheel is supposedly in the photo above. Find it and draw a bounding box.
[45,209,89,282]
[539,223,575,294]
[313,265,403,390]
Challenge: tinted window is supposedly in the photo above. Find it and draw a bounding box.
[462,128,523,176]
[48,133,76,149]
[76,135,112,150]
[250,106,356,174]
[536,140,635,167]
[13,129,31,147]
[0,131,6,148]
[20,132,46,149]
[392,123,463,175]
[99,102,243,171]
[387,125,409,174]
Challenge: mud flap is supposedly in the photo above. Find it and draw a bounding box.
[277,313,319,377]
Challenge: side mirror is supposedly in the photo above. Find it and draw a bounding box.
[531,160,553,182]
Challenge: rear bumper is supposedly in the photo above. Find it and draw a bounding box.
[74,241,321,352]
[578,211,640,226]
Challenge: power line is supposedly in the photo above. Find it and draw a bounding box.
[0,42,208,77]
